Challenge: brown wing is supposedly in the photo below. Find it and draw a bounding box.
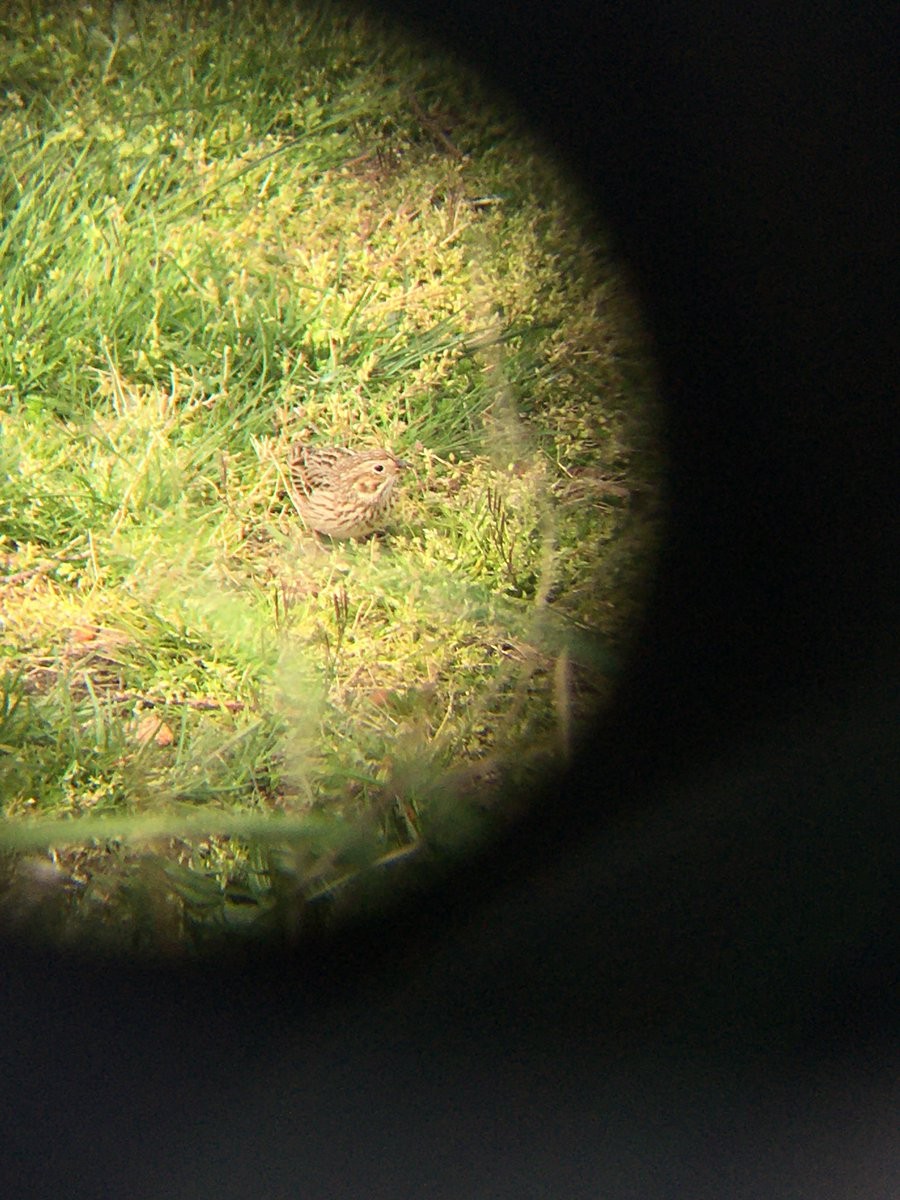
[289,445,354,493]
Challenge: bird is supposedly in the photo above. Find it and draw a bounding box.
[288,444,408,539]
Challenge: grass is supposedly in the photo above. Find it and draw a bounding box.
[0,0,663,957]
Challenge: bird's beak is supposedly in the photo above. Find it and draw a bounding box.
[395,458,409,469]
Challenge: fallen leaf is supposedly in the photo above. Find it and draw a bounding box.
[135,715,175,747]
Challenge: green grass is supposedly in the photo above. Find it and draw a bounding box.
[0,0,662,956]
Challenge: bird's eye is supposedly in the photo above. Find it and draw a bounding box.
[373,463,385,473]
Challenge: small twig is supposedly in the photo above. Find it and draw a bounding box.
[407,93,463,159]
[0,562,56,588]
[341,149,377,171]
[0,549,89,590]
[106,691,247,713]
